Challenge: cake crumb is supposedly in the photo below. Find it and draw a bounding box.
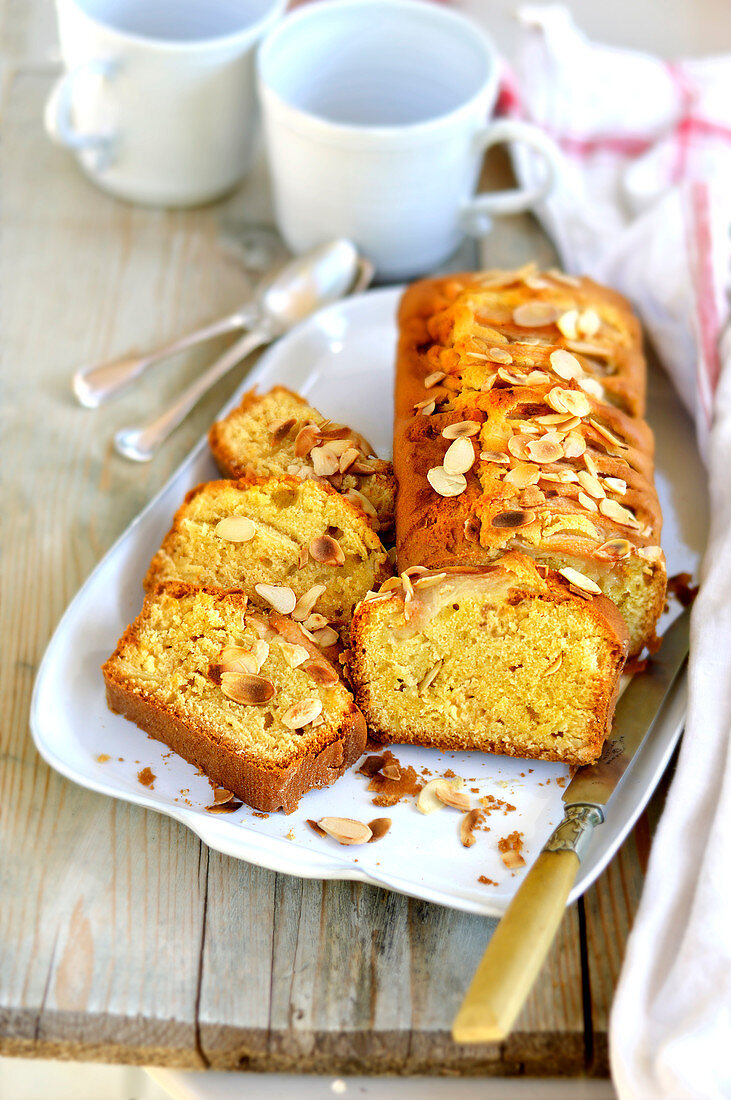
[252,811,269,818]
[96,753,110,763]
[498,830,526,869]
[137,766,155,788]
[478,875,498,886]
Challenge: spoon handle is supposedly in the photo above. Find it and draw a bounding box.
[114,325,272,462]
[72,309,253,408]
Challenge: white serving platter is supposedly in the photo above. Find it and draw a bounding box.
[31,288,707,918]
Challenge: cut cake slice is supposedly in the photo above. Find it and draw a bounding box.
[103,583,367,813]
[348,552,629,766]
[144,475,392,629]
[209,386,396,534]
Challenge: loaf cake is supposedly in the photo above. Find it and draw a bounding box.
[393,266,666,656]
[209,386,395,533]
[144,475,392,629]
[103,583,367,813]
[348,553,629,765]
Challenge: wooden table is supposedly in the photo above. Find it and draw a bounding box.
[0,0,710,1080]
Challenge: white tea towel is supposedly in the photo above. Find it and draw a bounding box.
[498,7,731,1097]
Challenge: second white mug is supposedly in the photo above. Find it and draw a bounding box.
[257,0,562,280]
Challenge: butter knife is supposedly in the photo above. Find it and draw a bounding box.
[452,606,691,1043]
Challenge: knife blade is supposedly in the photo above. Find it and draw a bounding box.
[452,606,691,1044]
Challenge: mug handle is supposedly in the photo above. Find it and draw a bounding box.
[461,119,563,235]
[44,58,118,173]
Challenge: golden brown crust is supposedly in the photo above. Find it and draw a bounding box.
[102,583,367,814]
[392,267,666,655]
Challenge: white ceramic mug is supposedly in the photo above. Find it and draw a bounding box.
[257,0,562,280]
[45,0,286,207]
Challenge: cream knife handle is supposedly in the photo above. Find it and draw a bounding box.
[452,804,603,1043]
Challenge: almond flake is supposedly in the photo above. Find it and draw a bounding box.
[254,583,297,615]
[547,268,581,287]
[478,263,536,289]
[292,584,326,621]
[424,370,446,389]
[595,538,632,560]
[282,697,323,729]
[480,450,510,465]
[212,787,234,804]
[279,641,310,668]
[545,654,563,675]
[562,431,586,459]
[589,418,628,450]
[488,347,513,364]
[220,672,275,705]
[461,809,482,848]
[302,614,329,632]
[442,421,481,440]
[427,466,467,497]
[339,446,361,473]
[302,658,339,686]
[443,436,475,475]
[507,434,531,460]
[497,367,528,386]
[309,533,345,566]
[577,470,605,499]
[525,437,564,463]
[293,424,321,457]
[417,778,465,815]
[218,645,259,674]
[578,492,599,512]
[579,376,605,400]
[637,545,663,563]
[512,302,559,328]
[318,817,373,845]
[269,417,296,445]
[546,387,591,418]
[557,309,580,340]
[464,514,481,542]
[418,660,443,694]
[549,348,583,380]
[501,847,526,870]
[525,370,551,386]
[504,462,541,489]
[558,566,602,595]
[579,308,601,337]
[480,374,498,392]
[214,516,256,542]
[312,626,339,648]
[434,784,471,811]
[414,572,448,590]
[491,509,536,529]
[604,476,627,495]
[343,488,378,525]
[599,498,640,528]
[584,452,599,476]
[310,443,339,477]
[367,818,392,842]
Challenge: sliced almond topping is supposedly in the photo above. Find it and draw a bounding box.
[507,434,531,460]
[599,498,640,528]
[487,347,513,364]
[478,263,536,289]
[545,654,563,675]
[595,537,632,560]
[435,784,471,811]
[558,566,602,595]
[338,446,361,473]
[302,658,339,686]
[343,488,379,523]
[212,787,234,804]
[269,417,296,445]
[379,575,403,593]
[246,614,275,641]
[282,697,323,730]
[519,485,546,508]
[443,436,475,475]
[297,545,309,570]
[427,466,467,497]
[557,309,580,340]
[214,516,256,542]
[414,572,448,590]
[293,423,321,457]
[589,418,628,450]
[414,398,436,415]
[292,583,327,621]
[418,660,443,694]
[480,373,498,392]
[578,492,599,512]
[367,818,392,842]
[349,459,376,476]
[220,672,275,705]
[491,509,535,529]
[501,847,526,870]
[579,308,601,337]
[547,268,582,287]
[461,809,482,848]
[218,645,258,674]
[424,370,446,389]
[579,376,604,400]
[504,462,541,489]
[546,387,591,418]
[312,626,339,648]
[254,583,297,615]
[604,476,627,495]
[525,437,564,463]
[317,817,372,845]
[464,514,482,543]
[279,641,310,668]
[303,613,329,631]
[381,763,401,781]
[637,545,663,563]
[442,420,481,440]
[480,450,511,465]
[562,430,586,459]
[549,348,583,380]
[309,533,345,566]
[577,469,605,499]
[417,777,465,815]
[584,451,599,476]
[251,639,270,670]
[497,366,528,386]
[512,302,559,328]
[310,443,340,477]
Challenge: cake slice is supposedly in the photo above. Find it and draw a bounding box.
[348,553,629,766]
[209,386,396,533]
[144,475,392,629]
[103,583,367,813]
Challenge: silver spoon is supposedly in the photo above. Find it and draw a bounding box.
[113,241,371,463]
